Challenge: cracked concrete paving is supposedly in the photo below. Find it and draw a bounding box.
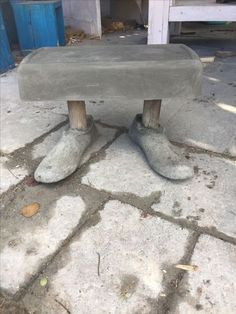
[82,134,236,238]
[21,200,193,314]
[0,156,28,194]
[0,70,67,154]
[0,128,117,296]
[0,184,109,297]
[1,195,86,296]
[173,235,236,314]
[1,29,236,313]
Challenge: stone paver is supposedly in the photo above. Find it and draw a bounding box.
[23,200,191,314]
[151,157,236,238]
[174,235,236,314]
[0,101,66,154]
[203,61,236,104]
[228,135,236,156]
[82,134,167,197]
[38,98,185,129]
[0,195,86,296]
[163,60,236,156]
[165,96,236,156]
[0,70,67,153]
[83,134,236,237]
[0,157,28,194]
[87,97,185,129]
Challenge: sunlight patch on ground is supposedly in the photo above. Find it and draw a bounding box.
[217,103,236,114]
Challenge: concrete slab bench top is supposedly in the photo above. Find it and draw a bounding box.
[18,45,202,101]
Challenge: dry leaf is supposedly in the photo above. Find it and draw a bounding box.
[175,264,198,272]
[20,202,40,218]
[65,27,86,46]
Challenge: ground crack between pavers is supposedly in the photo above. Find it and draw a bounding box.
[1,119,69,175]
[173,140,236,161]
[156,232,200,314]
[82,188,236,246]
[0,188,110,302]
[1,185,235,311]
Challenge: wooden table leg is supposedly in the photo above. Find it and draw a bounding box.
[142,99,161,129]
[67,101,87,130]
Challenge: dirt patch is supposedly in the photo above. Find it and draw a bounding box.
[119,274,139,299]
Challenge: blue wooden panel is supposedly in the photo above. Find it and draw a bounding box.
[1,0,18,45]
[30,3,58,47]
[0,7,14,73]
[11,0,65,53]
[11,3,34,51]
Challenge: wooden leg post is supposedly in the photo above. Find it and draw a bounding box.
[67,101,87,130]
[142,99,161,129]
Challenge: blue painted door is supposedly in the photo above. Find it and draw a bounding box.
[11,3,34,50]
[30,3,58,47]
[0,7,14,73]
[11,0,65,53]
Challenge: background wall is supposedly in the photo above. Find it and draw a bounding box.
[62,0,148,37]
[62,0,102,36]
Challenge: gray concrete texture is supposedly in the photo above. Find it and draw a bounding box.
[62,0,102,36]
[22,200,191,314]
[18,45,202,101]
[82,134,236,238]
[174,235,236,314]
[1,27,236,313]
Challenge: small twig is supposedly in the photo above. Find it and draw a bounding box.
[97,252,101,277]
[6,166,19,179]
[0,299,6,308]
[55,299,70,314]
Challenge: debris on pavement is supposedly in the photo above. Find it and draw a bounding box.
[20,202,40,218]
[89,35,101,40]
[39,277,48,287]
[96,252,101,277]
[65,27,86,46]
[200,56,215,63]
[24,175,38,187]
[102,17,135,34]
[175,264,199,272]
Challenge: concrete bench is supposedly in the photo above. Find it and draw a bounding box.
[19,45,201,101]
[18,44,202,183]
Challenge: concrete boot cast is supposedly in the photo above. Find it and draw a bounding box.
[35,116,95,183]
[129,114,194,180]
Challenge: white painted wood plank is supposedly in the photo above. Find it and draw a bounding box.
[169,5,236,21]
[148,0,171,44]
[175,0,218,5]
